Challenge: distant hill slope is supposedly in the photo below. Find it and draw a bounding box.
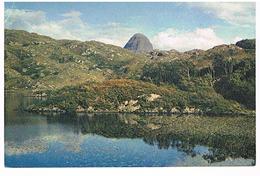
[236,39,255,49]
[4,29,255,112]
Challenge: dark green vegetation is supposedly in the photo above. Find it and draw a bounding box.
[236,39,255,50]
[27,79,247,114]
[4,29,255,114]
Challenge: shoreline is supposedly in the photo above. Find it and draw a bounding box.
[25,109,255,117]
[5,90,255,117]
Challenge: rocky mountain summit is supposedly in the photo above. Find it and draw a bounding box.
[124,33,153,53]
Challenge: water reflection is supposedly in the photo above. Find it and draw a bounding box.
[50,113,256,163]
[4,93,255,167]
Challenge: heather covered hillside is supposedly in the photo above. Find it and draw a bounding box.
[4,29,255,114]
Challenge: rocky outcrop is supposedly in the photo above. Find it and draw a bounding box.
[124,33,153,53]
[147,93,161,102]
[76,105,85,112]
[146,123,161,130]
[182,107,202,114]
[171,107,181,113]
[118,100,140,112]
[148,50,169,59]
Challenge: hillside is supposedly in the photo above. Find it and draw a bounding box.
[4,29,255,114]
[4,29,148,90]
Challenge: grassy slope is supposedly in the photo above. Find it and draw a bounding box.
[27,79,248,114]
[4,29,149,90]
[4,29,255,114]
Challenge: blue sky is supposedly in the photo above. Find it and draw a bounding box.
[4,2,255,51]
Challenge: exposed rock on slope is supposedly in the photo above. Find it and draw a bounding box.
[124,33,153,53]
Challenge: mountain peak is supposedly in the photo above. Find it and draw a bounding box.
[124,33,153,53]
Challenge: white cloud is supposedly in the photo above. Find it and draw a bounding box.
[62,10,82,18]
[5,8,245,51]
[4,9,135,47]
[152,28,224,51]
[5,9,46,29]
[5,133,88,155]
[190,2,255,27]
[232,36,243,44]
[93,22,136,46]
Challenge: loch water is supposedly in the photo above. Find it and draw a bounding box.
[4,93,255,167]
